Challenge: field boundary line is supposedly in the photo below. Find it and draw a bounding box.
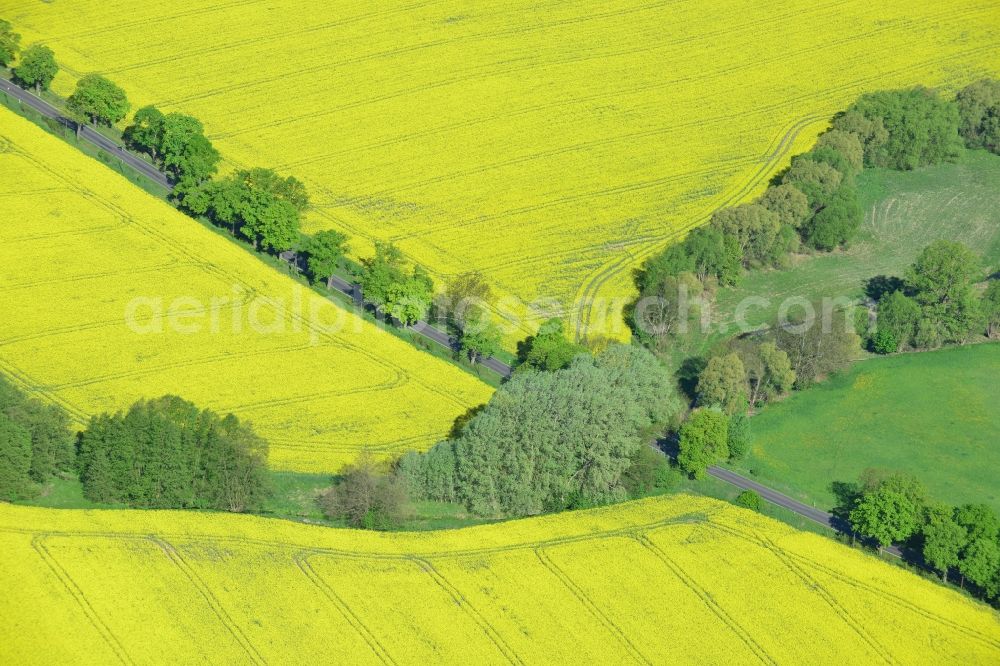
[634,534,776,665]
[667,522,895,664]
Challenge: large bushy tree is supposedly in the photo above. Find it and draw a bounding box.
[517,318,589,372]
[13,44,57,95]
[402,344,681,516]
[677,408,729,479]
[904,240,980,344]
[66,74,130,129]
[0,375,74,499]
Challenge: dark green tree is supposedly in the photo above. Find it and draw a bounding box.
[77,396,269,511]
[160,113,220,187]
[904,240,980,344]
[66,74,130,131]
[304,229,349,288]
[727,412,752,460]
[922,507,967,582]
[0,19,20,67]
[517,318,589,371]
[801,185,861,250]
[959,538,1000,598]
[850,486,922,548]
[954,503,1000,543]
[13,44,57,95]
[0,414,32,501]
[874,290,921,352]
[846,87,962,169]
[955,79,1000,153]
[980,280,1000,339]
[0,375,74,485]
[122,105,165,159]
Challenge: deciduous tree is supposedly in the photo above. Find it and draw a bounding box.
[13,44,57,94]
[66,74,130,129]
[304,229,349,288]
[677,408,729,479]
[955,79,1000,153]
[696,353,747,414]
[0,20,20,67]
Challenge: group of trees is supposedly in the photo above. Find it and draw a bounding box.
[633,84,997,351]
[434,271,504,364]
[123,106,220,189]
[78,396,269,512]
[356,242,435,325]
[0,376,75,501]
[846,470,1000,603]
[397,344,682,517]
[872,240,993,353]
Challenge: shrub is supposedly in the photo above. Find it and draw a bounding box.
[735,490,763,512]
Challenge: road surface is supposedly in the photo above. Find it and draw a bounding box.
[1,79,171,189]
[708,465,904,558]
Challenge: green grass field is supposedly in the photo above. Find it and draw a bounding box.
[730,344,1000,512]
[712,149,1000,334]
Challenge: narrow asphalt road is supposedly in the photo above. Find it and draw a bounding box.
[4,78,907,561]
[1,78,510,376]
[1,79,171,189]
[708,466,904,558]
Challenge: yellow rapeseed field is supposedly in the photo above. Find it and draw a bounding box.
[0,107,492,472]
[2,494,998,664]
[7,0,1000,343]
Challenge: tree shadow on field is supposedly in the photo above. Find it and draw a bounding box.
[448,404,486,439]
[677,356,707,405]
[864,275,905,301]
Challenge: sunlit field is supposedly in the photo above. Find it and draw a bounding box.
[9,0,1000,343]
[0,108,492,473]
[4,495,999,664]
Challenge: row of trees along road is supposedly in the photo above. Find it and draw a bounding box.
[845,470,1000,605]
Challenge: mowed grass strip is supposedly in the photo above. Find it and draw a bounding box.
[734,344,1000,512]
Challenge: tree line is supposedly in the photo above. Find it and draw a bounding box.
[0,20,448,353]
[633,82,1000,347]
[0,375,269,512]
[843,469,1000,605]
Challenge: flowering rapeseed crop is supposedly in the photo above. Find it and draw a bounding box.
[0,108,492,472]
[2,495,998,663]
[8,0,1000,342]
